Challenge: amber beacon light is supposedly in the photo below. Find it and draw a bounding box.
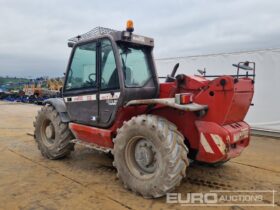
[126,20,134,32]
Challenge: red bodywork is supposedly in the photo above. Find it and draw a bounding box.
[70,75,254,163]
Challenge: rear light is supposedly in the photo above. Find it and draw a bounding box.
[175,93,193,105]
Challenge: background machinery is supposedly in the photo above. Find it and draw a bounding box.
[0,77,63,103]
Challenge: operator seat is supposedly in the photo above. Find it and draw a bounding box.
[124,67,132,85]
[107,67,132,89]
[107,69,119,89]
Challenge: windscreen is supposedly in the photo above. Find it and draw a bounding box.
[118,43,152,87]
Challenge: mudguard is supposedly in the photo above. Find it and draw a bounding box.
[43,98,70,123]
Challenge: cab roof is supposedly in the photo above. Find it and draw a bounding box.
[68,27,154,48]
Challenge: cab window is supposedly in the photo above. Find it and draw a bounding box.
[101,39,119,90]
[118,43,152,87]
[65,42,96,90]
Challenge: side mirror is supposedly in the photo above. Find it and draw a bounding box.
[68,42,75,48]
[232,61,253,70]
[165,63,179,82]
[197,68,206,76]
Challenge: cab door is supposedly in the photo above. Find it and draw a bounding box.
[98,39,120,125]
[63,41,99,125]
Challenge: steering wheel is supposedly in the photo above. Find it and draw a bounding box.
[88,73,96,83]
[88,73,106,86]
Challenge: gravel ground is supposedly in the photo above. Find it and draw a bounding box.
[0,101,279,210]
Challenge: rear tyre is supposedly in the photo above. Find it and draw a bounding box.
[112,115,189,198]
[34,105,74,159]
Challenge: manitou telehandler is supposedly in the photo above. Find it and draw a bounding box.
[34,20,255,198]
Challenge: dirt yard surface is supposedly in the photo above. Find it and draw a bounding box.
[0,101,279,210]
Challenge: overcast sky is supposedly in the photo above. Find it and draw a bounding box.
[0,0,280,78]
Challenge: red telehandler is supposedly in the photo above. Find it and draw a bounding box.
[34,20,255,198]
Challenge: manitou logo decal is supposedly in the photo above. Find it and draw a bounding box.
[132,35,145,43]
[166,190,276,207]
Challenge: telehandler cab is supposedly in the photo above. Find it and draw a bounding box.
[34,20,255,198]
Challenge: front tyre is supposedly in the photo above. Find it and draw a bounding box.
[34,105,74,159]
[112,115,189,198]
